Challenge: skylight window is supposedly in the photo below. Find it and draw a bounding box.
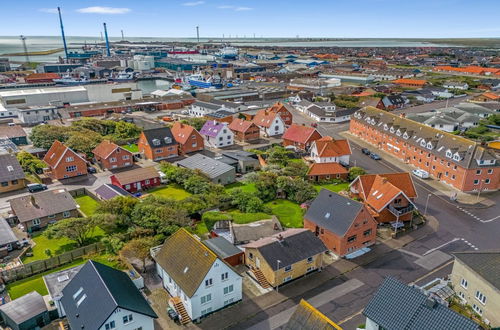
[325,212,330,218]
[183,267,189,274]
[73,287,84,300]
[57,274,69,282]
[6,166,13,172]
[76,294,87,307]
[376,194,384,200]
[372,190,379,196]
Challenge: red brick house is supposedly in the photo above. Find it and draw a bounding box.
[350,173,417,224]
[170,122,204,155]
[267,102,293,126]
[43,141,88,180]
[282,124,323,151]
[304,189,377,257]
[92,140,133,170]
[350,107,500,192]
[307,162,348,182]
[110,166,160,193]
[228,118,260,142]
[137,127,179,161]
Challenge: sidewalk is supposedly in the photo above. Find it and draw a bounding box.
[340,131,496,208]
[190,219,437,330]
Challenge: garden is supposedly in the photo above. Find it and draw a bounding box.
[147,185,192,200]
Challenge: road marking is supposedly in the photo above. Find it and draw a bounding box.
[398,249,422,259]
[423,238,460,256]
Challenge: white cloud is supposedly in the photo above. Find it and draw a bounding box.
[39,8,58,14]
[217,5,253,11]
[182,1,205,6]
[76,6,131,14]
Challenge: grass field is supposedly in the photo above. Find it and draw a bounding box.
[228,210,272,224]
[23,226,105,263]
[75,195,100,216]
[265,200,304,228]
[148,185,192,200]
[225,182,257,194]
[122,144,139,153]
[7,254,121,299]
[314,182,350,193]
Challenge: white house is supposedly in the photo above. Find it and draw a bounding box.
[444,81,469,90]
[252,109,285,137]
[153,229,242,322]
[200,120,235,148]
[309,136,352,165]
[189,101,224,117]
[60,260,157,330]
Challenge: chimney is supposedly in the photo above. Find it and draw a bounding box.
[273,223,279,231]
[400,113,406,118]
[277,233,284,242]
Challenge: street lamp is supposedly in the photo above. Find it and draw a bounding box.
[424,193,432,217]
[276,260,281,292]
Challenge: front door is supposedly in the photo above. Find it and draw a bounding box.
[256,257,261,269]
[137,181,142,191]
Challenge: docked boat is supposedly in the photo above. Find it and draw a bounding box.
[187,73,223,89]
[110,71,136,82]
[220,46,238,60]
[53,74,91,85]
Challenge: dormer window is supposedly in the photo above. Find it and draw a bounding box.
[164,137,172,144]
[383,124,388,131]
[453,153,462,161]
[446,150,452,158]
[390,127,395,133]
[426,142,433,150]
[420,139,426,147]
[403,132,409,139]
[152,139,161,146]
[396,129,401,136]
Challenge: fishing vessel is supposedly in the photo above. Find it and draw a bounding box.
[53,73,91,85]
[220,46,238,60]
[187,73,223,89]
[110,71,136,82]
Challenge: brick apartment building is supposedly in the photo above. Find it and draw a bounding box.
[350,107,499,192]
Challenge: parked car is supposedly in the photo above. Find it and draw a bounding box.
[16,238,30,249]
[361,148,371,155]
[370,153,381,160]
[310,122,318,128]
[412,169,429,179]
[27,183,47,193]
[87,166,97,174]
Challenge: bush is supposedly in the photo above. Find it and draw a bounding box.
[202,211,232,231]
[349,167,366,181]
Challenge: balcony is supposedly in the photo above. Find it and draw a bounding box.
[388,204,415,217]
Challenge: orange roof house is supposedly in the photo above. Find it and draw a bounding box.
[349,173,417,223]
[266,102,293,126]
[92,140,133,170]
[228,118,260,142]
[282,124,323,151]
[44,140,88,180]
[170,122,204,154]
[310,136,351,163]
[392,78,427,88]
[433,66,500,76]
[307,162,348,181]
[252,109,285,137]
[476,92,500,101]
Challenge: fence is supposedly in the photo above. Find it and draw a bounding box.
[1,242,104,284]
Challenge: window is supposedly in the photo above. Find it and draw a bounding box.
[155,148,163,153]
[205,278,213,287]
[221,272,228,281]
[284,265,292,272]
[123,314,133,324]
[12,180,18,185]
[66,156,74,162]
[307,256,313,263]
[474,179,479,185]
[488,169,493,174]
[105,321,116,330]
[48,214,56,219]
[1,181,7,187]
[122,155,130,160]
[249,252,253,260]
[363,229,372,237]
[63,211,71,218]
[110,157,117,163]
[201,294,212,304]
[66,165,77,172]
[223,285,234,295]
[201,307,212,315]
[283,276,292,283]
[33,218,41,226]
[472,304,483,315]
[475,290,486,304]
[347,235,357,243]
[145,179,150,185]
[224,298,234,306]
[476,169,482,175]
[460,278,468,289]
[76,294,87,307]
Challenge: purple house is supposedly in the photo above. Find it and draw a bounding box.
[199,120,235,148]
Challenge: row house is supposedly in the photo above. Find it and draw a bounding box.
[350,107,500,192]
[228,118,260,142]
[92,140,133,170]
[171,122,204,155]
[350,173,418,224]
[200,121,234,148]
[43,141,88,180]
[138,127,179,161]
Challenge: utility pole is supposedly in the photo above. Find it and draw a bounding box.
[100,32,103,41]
[121,30,125,41]
[19,35,30,64]
[196,26,200,43]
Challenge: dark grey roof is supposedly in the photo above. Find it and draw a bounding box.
[246,229,327,271]
[203,237,242,259]
[304,189,363,237]
[193,101,223,111]
[0,217,18,245]
[9,189,77,223]
[0,291,47,325]
[61,261,157,330]
[176,154,235,179]
[221,150,258,161]
[0,153,25,182]
[363,277,481,330]
[95,183,132,200]
[383,95,407,106]
[43,264,84,300]
[206,110,235,119]
[142,127,177,148]
[454,251,500,290]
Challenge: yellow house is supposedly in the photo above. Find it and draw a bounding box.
[451,251,500,327]
[243,228,327,288]
[0,154,26,194]
[285,299,342,330]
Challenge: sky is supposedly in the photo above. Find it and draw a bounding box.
[2,0,500,38]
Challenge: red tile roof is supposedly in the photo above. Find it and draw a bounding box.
[481,92,500,100]
[253,110,279,128]
[92,140,127,159]
[171,122,198,144]
[434,65,500,75]
[392,78,427,86]
[282,124,321,144]
[25,73,61,81]
[43,140,84,168]
[307,162,348,176]
[228,118,255,133]
[313,136,351,158]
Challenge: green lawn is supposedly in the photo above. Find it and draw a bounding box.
[23,226,105,263]
[265,200,304,228]
[122,144,138,153]
[7,254,121,299]
[225,182,257,194]
[228,210,272,224]
[314,182,350,193]
[75,195,100,216]
[147,185,191,200]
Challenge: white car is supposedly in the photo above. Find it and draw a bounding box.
[412,169,429,179]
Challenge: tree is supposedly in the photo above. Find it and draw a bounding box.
[254,171,278,202]
[120,238,155,272]
[30,125,72,149]
[181,117,206,131]
[16,151,46,175]
[93,196,138,234]
[276,176,317,204]
[66,130,102,157]
[46,218,96,247]
[282,160,309,178]
[112,121,142,140]
[71,118,115,136]
[266,146,291,167]
[349,167,366,181]
[183,175,211,194]
[229,188,265,213]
